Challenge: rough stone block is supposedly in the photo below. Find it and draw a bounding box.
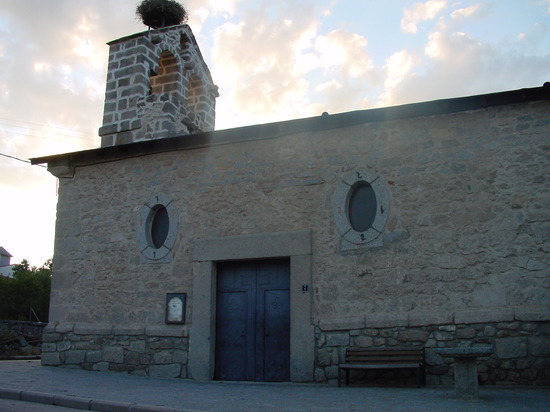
[314,368,326,382]
[64,350,86,364]
[397,329,430,342]
[42,332,62,343]
[325,333,349,347]
[41,352,61,366]
[318,317,364,331]
[354,336,374,348]
[495,337,528,359]
[113,325,144,336]
[93,362,110,372]
[146,325,187,337]
[454,309,514,324]
[529,337,550,356]
[317,348,332,367]
[172,350,188,364]
[103,346,124,363]
[86,350,103,363]
[74,323,112,336]
[153,350,173,364]
[457,327,476,339]
[43,323,57,333]
[515,308,550,321]
[41,343,56,352]
[425,350,444,366]
[408,311,452,327]
[55,323,74,333]
[130,340,146,353]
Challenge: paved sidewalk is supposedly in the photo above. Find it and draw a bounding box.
[0,360,549,411]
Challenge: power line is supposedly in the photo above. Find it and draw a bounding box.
[0,127,97,148]
[0,117,97,136]
[0,152,47,168]
[0,125,97,143]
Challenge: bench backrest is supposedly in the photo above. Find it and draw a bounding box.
[345,348,424,364]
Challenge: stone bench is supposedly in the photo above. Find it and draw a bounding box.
[434,347,494,400]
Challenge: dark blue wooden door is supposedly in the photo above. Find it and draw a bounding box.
[215,258,290,382]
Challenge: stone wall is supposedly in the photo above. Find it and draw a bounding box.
[41,323,188,378]
[315,312,550,386]
[0,321,46,340]
[47,98,550,383]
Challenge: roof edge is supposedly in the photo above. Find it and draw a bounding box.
[30,84,550,173]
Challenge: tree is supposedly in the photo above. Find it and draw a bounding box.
[0,259,51,322]
[136,0,188,29]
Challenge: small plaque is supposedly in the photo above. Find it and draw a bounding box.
[165,293,186,324]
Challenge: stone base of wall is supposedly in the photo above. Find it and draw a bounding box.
[41,323,188,378]
[0,320,47,340]
[315,317,550,386]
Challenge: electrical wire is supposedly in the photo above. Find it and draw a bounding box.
[0,117,97,136]
[0,152,47,168]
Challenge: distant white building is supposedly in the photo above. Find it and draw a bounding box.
[0,246,14,278]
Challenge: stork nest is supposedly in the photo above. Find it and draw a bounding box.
[136,0,188,29]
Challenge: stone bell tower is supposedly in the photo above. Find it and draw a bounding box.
[98,25,219,147]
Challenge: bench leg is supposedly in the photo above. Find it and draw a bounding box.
[346,369,350,386]
[338,368,341,387]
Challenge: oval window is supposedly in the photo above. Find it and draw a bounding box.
[348,182,377,232]
[150,205,170,248]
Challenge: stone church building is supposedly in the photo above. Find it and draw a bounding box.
[32,24,549,385]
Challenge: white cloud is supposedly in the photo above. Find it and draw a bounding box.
[211,3,322,126]
[314,30,373,78]
[424,30,482,61]
[401,0,447,34]
[378,50,417,106]
[450,4,483,21]
[315,79,342,93]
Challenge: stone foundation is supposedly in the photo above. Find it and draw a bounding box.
[41,323,188,378]
[315,314,550,386]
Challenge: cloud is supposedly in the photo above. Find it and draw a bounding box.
[377,50,418,106]
[401,0,447,34]
[211,2,323,126]
[211,1,382,126]
[450,3,483,21]
[379,26,550,107]
[314,30,373,78]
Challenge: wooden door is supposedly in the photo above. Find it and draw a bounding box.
[215,258,290,382]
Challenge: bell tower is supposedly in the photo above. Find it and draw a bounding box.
[98,25,218,147]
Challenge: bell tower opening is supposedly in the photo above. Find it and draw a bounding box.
[150,51,180,95]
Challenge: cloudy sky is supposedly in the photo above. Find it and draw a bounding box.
[0,0,549,266]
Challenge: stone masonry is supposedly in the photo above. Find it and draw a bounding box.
[315,314,550,386]
[42,323,188,378]
[98,25,218,147]
[37,90,550,383]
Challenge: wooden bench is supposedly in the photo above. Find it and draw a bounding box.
[338,347,425,387]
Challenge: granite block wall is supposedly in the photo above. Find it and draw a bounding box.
[45,99,550,382]
[98,25,218,147]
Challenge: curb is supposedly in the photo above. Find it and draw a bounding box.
[0,388,194,412]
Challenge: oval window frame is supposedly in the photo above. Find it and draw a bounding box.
[333,170,390,250]
[137,193,178,262]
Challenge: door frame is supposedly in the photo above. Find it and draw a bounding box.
[189,230,313,382]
